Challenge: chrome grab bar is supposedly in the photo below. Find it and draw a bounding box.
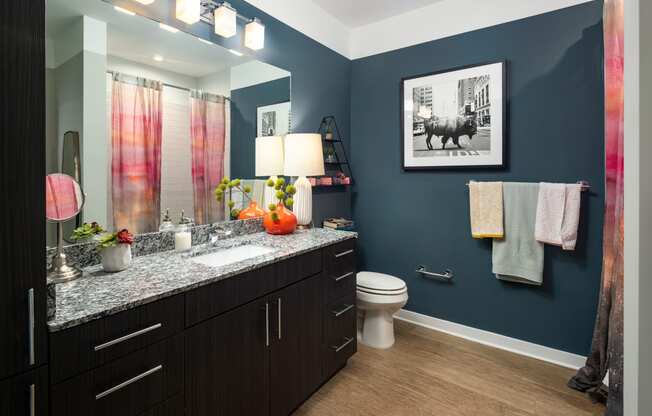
[28,288,35,366]
[334,249,354,258]
[332,337,354,353]
[332,304,354,317]
[333,271,354,282]
[94,323,163,352]
[95,365,163,400]
[416,265,454,281]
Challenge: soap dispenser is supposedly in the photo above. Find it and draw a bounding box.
[175,210,192,252]
[159,208,175,232]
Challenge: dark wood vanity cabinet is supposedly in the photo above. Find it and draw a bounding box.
[0,366,48,416]
[49,240,357,416]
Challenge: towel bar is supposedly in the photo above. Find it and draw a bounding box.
[465,180,590,191]
[416,265,454,282]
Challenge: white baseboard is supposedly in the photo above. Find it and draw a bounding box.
[395,309,587,370]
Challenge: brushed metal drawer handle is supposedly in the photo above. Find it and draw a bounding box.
[334,249,354,258]
[94,323,163,352]
[29,384,35,416]
[332,337,354,353]
[332,304,354,317]
[333,271,354,282]
[95,365,163,400]
[28,288,35,366]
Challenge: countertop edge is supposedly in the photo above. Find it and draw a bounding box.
[48,232,357,332]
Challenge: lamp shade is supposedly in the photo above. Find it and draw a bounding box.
[176,0,200,24]
[255,136,284,176]
[244,18,265,50]
[214,3,237,38]
[283,134,325,177]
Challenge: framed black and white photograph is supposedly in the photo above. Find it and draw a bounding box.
[257,101,291,137]
[401,61,506,169]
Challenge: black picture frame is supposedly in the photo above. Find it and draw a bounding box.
[400,60,508,170]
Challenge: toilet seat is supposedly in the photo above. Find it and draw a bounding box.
[356,271,406,295]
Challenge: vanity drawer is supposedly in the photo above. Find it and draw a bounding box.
[323,239,356,302]
[50,294,184,383]
[51,334,184,416]
[323,295,357,378]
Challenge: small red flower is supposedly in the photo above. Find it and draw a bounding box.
[116,229,134,245]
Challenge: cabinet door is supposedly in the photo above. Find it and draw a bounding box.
[270,274,323,416]
[0,366,48,416]
[0,0,47,379]
[185,298,270,416]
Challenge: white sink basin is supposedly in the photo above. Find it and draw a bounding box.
[191,244,276,268]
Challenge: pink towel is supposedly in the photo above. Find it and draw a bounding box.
[534,183,582,250]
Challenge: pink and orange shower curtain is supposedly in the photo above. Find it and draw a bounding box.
[190,91,226,225]
[569,0,623,414]
[111,74,163,234]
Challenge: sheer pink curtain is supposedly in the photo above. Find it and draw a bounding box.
[111,75,163,233]
[569,0,623,413]
[190,92,226,225]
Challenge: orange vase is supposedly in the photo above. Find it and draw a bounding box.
[238,201,266,220]
[263,203,297,235]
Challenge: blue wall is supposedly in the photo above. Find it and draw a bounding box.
[230,77,291,179]
[350,1,604,355]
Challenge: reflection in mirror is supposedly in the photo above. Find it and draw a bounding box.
[46,174,85,283]
[45,0,291,244]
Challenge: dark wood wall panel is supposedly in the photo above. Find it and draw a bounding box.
[0,0,47,379]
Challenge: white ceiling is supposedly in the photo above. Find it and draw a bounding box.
[46,0,251,78]
[310,0,445,28]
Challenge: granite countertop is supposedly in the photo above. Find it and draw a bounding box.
[48,228,357,332]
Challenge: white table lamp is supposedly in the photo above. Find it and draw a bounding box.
[255,136,284,206]
[283,134,324,227]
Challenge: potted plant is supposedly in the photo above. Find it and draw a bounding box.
[214,177,265,220]
[70,222,105,243]
[97,229,134,272]
[263,178,297,235]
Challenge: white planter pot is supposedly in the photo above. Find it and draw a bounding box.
[101,244,132,272]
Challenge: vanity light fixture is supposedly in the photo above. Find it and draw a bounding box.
[176,0,201,24]
[244,18,265,50]
[159,23,179,33]
[228,49,243,57]
[114,6,136,16]
[153,54,164,62]
[214,2,237,38]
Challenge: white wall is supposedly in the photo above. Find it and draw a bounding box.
[198,69,231,97]
[625,0,652,414]
[107,55,198,90]
[230,61,290,91]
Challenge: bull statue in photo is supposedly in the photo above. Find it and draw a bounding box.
[424,116,478,150]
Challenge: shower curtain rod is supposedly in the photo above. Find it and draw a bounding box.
[106,70,231,101]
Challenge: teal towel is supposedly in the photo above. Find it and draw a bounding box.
[492,183,544,285]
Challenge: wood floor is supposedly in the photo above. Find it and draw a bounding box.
[296,320,605,416]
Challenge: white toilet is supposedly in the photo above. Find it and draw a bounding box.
[356,271,408,349]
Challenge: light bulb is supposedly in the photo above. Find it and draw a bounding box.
[214,3,237,38]
[176,0,200,24]
[244,18,265,51]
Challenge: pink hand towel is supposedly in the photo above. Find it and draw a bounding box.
[561,184,582,250]
[534,183,582,250]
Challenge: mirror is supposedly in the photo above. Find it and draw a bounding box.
[46,174,85,283]
[46,0,291,244]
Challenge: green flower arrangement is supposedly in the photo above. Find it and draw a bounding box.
[266,177,297,222]
[70,222,105,241]
[214,177,253,219]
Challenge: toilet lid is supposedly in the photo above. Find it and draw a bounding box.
[357,271,406,293]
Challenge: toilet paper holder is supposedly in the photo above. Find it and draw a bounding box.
[416,265,454,282]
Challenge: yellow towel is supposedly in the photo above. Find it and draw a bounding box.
[469,181,504,239]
